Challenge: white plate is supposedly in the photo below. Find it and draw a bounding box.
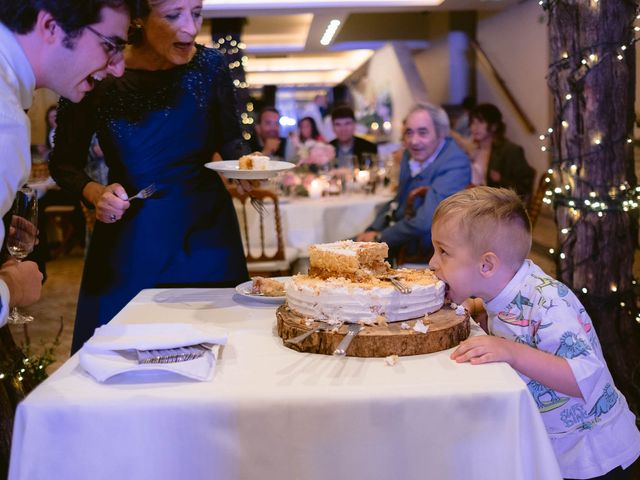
[205,160,295,180]
[235,277,290,303]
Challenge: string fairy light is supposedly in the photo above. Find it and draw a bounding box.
[534,0,640,308]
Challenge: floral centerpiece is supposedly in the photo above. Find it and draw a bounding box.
[296,140,335,172]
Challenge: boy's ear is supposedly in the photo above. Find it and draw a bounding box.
[479,251,500,278]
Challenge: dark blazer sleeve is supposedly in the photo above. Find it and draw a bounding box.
[48,97,97,198]
[487,140,534,201]
[208,49,250,159]
[379,140,471,248]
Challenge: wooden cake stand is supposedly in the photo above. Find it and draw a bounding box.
[276,304,470,357]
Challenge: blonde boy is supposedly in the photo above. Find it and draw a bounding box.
[430,186,640,479]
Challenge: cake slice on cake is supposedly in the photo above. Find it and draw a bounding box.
[308,240,389,280]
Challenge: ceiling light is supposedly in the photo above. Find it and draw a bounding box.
[320,19,340,46]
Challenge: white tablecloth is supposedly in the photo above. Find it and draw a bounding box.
[10,289,562,480]
[236,193,391,256]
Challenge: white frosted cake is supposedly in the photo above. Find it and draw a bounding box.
[285,241,445,324]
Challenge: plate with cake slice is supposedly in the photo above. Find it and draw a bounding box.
[205,154,295,180]
[235,276,289,303]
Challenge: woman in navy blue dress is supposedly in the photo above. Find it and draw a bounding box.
[50,0,249,353]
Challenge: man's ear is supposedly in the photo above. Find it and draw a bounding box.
[479,251,500,278]
[36,10,58,44]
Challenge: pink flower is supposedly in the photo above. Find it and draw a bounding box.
[281,172,301,187]
[298,141,335,166]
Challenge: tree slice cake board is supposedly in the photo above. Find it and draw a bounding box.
[276,304,470,357]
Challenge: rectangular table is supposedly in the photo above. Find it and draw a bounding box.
[9,289,562,480]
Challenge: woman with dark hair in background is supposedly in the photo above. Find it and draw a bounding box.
[44,105,57,151]
[50,0,249,354]
[298,116,324,143]
[467,103,535,203]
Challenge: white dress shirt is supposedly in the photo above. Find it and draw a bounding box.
[0,22,36,326]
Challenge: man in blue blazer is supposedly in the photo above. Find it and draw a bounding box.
[356,103,471,259]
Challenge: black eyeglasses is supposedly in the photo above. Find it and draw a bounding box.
[86,25,126,65]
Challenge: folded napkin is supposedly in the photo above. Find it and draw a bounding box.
[79,323,228,382]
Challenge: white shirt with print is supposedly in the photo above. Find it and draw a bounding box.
[485,260,640,478]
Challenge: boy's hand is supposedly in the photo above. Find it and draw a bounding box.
[450,336,514,365]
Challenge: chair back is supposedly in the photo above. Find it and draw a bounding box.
[404,186,429,218]
[229,187,286,264]
[527,172,551,228]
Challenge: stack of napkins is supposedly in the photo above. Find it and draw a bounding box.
[79,323,228,382]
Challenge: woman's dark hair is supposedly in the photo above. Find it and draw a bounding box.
[44,105,57,149]
[298,116,321,142]
[470,103,506,140]
[0,0,147,39]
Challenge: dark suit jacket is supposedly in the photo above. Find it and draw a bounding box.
[330,136,377,167]
[247,135,287,159]
[368,137,471,253]
[486,139,535,204]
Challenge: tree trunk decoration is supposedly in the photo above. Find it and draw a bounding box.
[546,0,640,415]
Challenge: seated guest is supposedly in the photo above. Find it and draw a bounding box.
[329,105,377,168]
[298,116,325,144]
[467,103,535,204]
[248,106,291,161]
[355,102,471,259]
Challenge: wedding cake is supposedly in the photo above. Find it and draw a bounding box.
[285,241,445,324]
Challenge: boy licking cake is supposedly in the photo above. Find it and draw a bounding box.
[430,186,640,479]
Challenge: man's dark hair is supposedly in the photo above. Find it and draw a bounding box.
[257,106,280,124]
[0,0,147,38]
[331,104,355,122]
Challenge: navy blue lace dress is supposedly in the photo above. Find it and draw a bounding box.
[50,46,249,353]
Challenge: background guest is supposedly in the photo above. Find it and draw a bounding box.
[50,0,249,354]
[44,104,58,153]
[248,106,293,161]
[329,105,377,168]
[355,102,471,260]
[299,93,332,141]
[466,103,535,204]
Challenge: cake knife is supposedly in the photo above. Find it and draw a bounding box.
[285,320,334,345]
[333,324,363,356]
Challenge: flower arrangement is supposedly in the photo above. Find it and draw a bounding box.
[296,141,335,168]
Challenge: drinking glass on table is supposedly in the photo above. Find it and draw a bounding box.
[6,186,38,324]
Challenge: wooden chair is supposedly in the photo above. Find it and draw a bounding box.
[229,187,299,277]
[396,185,433,267]
[527,171,551,229]
[43,205,77,258]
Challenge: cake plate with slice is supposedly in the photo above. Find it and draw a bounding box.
[276,304,470,357]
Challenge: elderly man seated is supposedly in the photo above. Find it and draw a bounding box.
[356,102,471,261]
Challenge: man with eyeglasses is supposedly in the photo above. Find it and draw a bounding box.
[0,0,142,328]
[356,102,471,263]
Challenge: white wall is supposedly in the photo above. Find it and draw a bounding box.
[406,3,551,183]
[476,1,551,182]
[413,37,451,107]
[364,42,428,142]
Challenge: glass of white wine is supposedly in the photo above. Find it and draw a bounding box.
[6,186,38,324]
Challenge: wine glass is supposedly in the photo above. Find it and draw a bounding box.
[6,186,38,324]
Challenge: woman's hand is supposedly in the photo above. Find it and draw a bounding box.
[83,182,130,223]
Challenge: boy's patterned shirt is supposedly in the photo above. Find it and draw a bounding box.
[485,260,623,437]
